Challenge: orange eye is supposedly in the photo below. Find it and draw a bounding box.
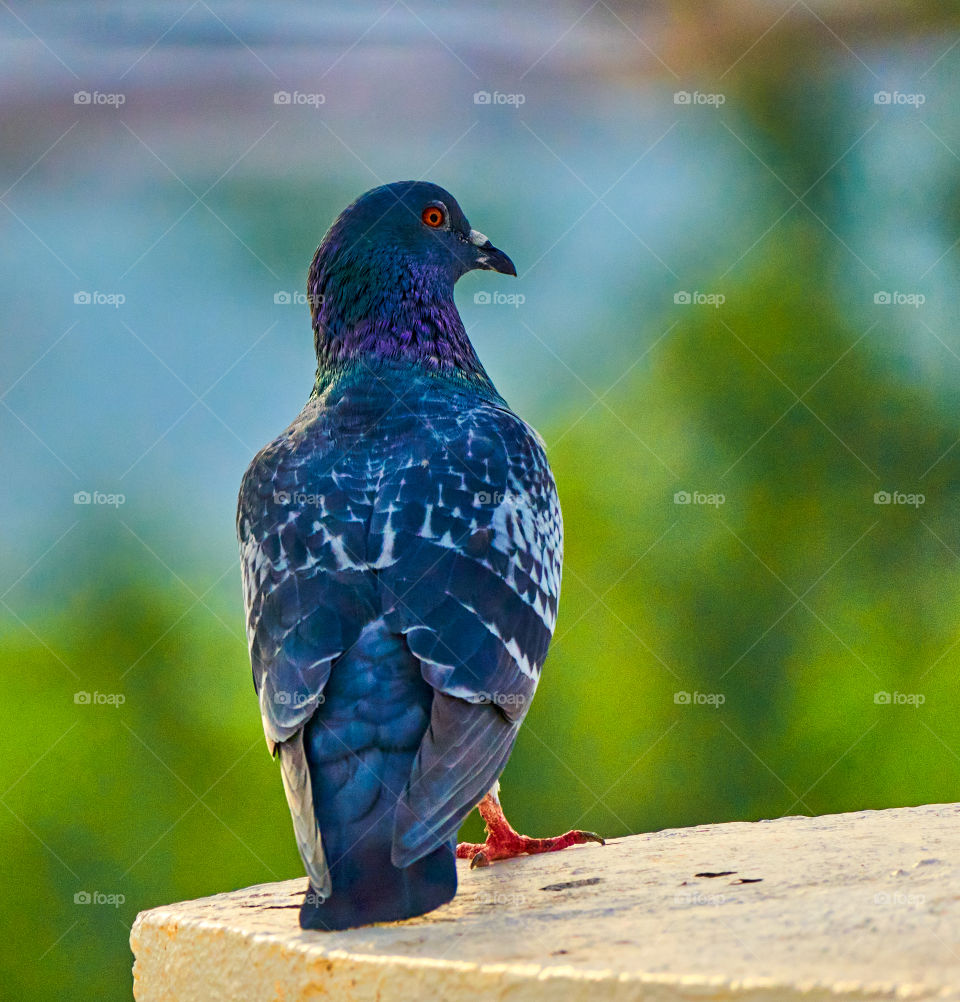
[421,205,445,227]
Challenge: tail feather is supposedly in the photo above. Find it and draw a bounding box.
[298,617,457,930]
[300,744,457,929]
[300,835,455,930]
[278,731,330,898]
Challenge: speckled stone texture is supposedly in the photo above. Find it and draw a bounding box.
[131,802,960,1001]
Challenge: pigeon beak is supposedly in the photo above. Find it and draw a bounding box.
[468,228,517,277]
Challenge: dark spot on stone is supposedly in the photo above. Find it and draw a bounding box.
[540,877,602,892]
[695,871,736,878]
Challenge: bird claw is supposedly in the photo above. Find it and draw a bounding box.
[457,794,606,866]
[578,831,605,846]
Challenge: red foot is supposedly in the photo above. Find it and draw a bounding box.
[456,792,604,868]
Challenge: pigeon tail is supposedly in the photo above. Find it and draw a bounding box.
[299,617,457,930]
[300,833,455,930]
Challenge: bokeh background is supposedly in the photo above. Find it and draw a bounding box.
[3,1,960,997]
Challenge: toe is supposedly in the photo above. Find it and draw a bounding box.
[578,831,605,846]
[470,850,491,869]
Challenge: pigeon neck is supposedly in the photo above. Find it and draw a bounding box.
[309,258,496,395]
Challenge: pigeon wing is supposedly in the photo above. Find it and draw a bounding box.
[371,402,563,866]
[238,425,380,894]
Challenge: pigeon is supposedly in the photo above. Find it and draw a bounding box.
[237,180,602,931]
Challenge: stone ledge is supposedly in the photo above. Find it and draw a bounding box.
[131,802,960,1001]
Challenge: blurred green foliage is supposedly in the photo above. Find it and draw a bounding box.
[522,219,960,844]
[0,563,299,1000]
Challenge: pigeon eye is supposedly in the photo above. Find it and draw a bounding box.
[421,205,445,228]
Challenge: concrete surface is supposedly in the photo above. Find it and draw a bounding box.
[131,802,960,1001]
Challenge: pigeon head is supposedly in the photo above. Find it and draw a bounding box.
[307,181,515,382]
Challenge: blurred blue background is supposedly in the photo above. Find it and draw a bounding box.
[3,1,960,997]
